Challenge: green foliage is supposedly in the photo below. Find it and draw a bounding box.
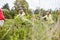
[52,10,58,22]
[0,15,32,40]
[34,8,39,14]
[3,9,12,19]
[3,9,17,19]
[2,3,10,10]
[14,0,29,10]
[14,0,30,15]
[0,8,60,40]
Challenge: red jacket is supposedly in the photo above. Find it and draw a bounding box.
[0,9,5,20]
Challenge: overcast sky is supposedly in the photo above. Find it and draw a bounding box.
[0,0,60,10]
[26,0,60,10]
[0,0,15,9]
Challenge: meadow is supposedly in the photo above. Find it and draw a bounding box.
[0,14,60,40]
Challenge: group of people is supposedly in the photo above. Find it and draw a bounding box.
[0,8,54,27]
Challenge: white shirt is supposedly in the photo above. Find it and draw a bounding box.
[19,12,25,17]
[43,14,54,24]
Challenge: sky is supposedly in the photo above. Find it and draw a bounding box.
[26,0,60,10]
[0,0,60,10]
[0,0,15,9]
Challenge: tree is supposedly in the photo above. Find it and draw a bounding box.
[3,9,12,19]
[2,3,10,10]
[14,0,29,13]
[34,8,39,14]
[34,8,46,16]
[14,0,29,15]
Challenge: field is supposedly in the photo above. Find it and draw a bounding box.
[0,0,60,40]
[0,15,60,40]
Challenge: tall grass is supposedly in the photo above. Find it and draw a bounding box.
[0,15,60,40]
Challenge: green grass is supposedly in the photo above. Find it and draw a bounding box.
[0,17,60,40]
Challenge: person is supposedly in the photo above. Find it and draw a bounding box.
[0,9,5,26]
[14,7,26,27]
[42,11,54,25]
[18,7,25,17]
[15,7,25,19]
